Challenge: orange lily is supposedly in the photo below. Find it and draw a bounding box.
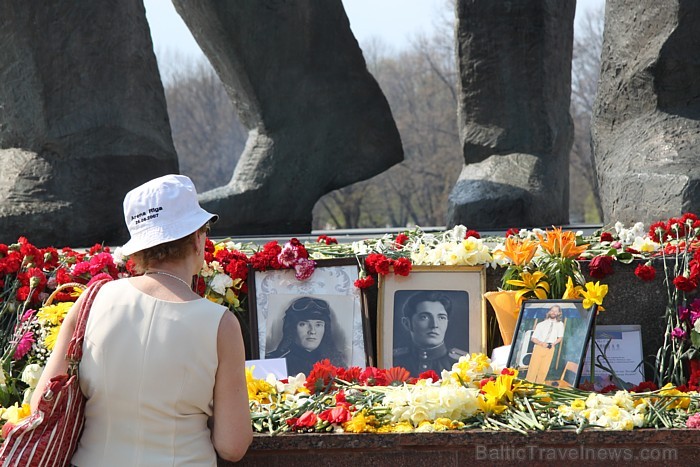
[536,227,589,259]
[496,236,538,267]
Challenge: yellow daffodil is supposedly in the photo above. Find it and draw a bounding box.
[495,236,538,266]
[537,227,589,258]
[658,384,691,409]
[580,281,608,311]
[477,393,508,415]
[506,270,550,305]
[571,399,586,411]
[224,287,240,308]
[1,403,31,424]
[389,421,415,433]
[478,372,517,415]
[245,367,276,404]
[533,388,552,403]
[344,410,379,433]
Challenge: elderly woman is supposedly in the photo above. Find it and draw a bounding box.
[266,296,346,376]
[32,174,252,466]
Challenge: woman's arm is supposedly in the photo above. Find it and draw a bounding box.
[29,292,86,411]
[211,312,253,462]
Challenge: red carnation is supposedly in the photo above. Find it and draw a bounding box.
[588,255,614,279]
[648,221,667,243]
[417,369,440,381]
[629,381,658,393]
[674,275,698,292]
[354,276,375,289]
[599,384,619,394]
[395,233,409,247]
[365,253,391,276]
[316,234,338,245]
[464,229,481,239]
[505,228,520,238]
[600,232,614,242]
[634,263,656,281]
[194,276,207,296]
[392,257,412,277]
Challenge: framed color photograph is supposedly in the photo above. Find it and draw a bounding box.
[248,258,371,377]
[507,299,597,388]
[377,266,486,376]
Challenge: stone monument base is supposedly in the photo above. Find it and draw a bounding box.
[227,429,697,466]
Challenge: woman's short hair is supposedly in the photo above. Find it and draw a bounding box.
[130,223,209,274]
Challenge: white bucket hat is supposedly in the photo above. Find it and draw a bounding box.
[120,174,218,256]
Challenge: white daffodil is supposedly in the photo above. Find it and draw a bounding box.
[210,273,233,295]
[20,363,43,389]
[631,236,660,253]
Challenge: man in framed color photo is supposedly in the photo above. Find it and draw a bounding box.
[526,305,565,382]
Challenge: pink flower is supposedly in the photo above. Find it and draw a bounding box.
[671,327,687,340]
[13,331,34,360]
[294,258,316,281]
[72,261,90,276]
[687,413,700,429]
[277,244,299,268]
[87,273,113,287]
[20,309,36,322]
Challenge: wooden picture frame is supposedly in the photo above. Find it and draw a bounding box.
[507,299,597,388]
[377,265,486,376]
[248,258,371,377]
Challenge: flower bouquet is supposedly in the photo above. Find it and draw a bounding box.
[248,353,700,434]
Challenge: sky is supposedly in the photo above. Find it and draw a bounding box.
[144,0,606,68]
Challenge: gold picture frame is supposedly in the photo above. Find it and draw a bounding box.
[377,265,486,375]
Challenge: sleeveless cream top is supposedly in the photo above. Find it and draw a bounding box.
[71,279,226,466]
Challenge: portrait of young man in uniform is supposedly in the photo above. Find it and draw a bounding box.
[392,290,468,376]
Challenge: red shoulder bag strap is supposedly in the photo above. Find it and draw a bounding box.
[65,278,111,371]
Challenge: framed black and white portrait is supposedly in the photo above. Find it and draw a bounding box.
[377,266,486,376]
[249,258,371,377]
[507,299,597,388]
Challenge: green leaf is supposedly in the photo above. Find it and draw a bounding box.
[616,252,634,264]
[691,330,700,349]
